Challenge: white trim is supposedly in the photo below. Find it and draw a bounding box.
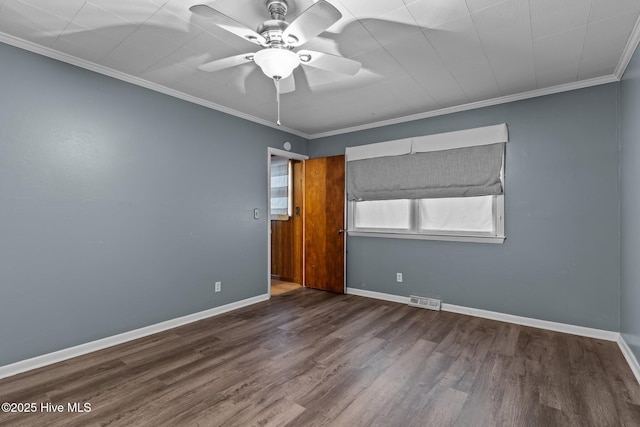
[310,76,617,139]
[443,303,618,341]
[0,32,309,139]
[347,287,409,304]
[0,294,269,380]
[347,230,505,244]
[342,155,348,294]
[618,334,640,385]
[344,124,507,161]
[268,147,308,161]
[346,287,618,341]
[3,288,637,385]
[411,124,508,153]
[615,15,640,79]
[1,31,623,141]
[345,138,413,161]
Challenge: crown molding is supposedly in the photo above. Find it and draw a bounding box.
[615,14,640,80]
[309,75,619,139]
[2,27,636,142]
[312,17,640,140]
[0,32,310,139]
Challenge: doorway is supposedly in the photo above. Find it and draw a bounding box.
[267,149,346,296]
[267,148,307,296]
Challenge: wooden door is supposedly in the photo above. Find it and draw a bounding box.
[304,155,345,293]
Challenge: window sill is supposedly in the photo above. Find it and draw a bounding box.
[347,231,505,244]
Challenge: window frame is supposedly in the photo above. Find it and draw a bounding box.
[270,157,293,221]
[348,195,504,244]
[346,133,506,244]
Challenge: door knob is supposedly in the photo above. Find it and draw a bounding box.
[338,229,344,235]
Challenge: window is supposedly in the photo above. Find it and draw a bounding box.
[346,124,507,244]
[354,199,412,230]
[419,196,494,233]
[350,195,503,242]
[270,156,292,220]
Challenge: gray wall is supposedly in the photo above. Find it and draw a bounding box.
[311,84,621,331]
[0,36,631,367]
[0,42,306,366]
[621,46,640,362]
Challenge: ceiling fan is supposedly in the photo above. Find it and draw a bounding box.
[189,0,361,125]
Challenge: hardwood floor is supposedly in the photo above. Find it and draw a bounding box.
[271,279,302,296]
[1,288,639,426]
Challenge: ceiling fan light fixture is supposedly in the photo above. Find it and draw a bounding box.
[254,48,300,80]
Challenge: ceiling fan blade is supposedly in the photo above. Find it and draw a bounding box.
[189,4,266,46]
[278,75,296,94]
[282,0,341,47]
[198,53,255,72]
[298,50,361,76]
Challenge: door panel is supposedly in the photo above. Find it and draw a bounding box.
[304,155,345,293]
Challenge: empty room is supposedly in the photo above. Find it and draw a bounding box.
[1,0,640,425]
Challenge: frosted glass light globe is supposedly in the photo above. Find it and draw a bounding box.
[254,48,300,79]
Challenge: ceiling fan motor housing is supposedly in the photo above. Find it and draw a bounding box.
[191,0,359,124]
[192,0,359,80]
[257,19,291,46]
[266,0,288,20]
[259,0,298,47]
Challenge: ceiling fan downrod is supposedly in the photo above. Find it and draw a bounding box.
[267,0,288,21]
[258,0,295,47]
[190,0,360,127]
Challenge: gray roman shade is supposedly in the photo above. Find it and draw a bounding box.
[346,124,507,202]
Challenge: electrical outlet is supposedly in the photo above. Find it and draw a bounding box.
[215,281,221,292]
[396,273,403,283]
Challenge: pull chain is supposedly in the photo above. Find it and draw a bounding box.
[274,77,281,126]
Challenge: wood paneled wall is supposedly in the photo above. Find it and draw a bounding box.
[271,219,294,281]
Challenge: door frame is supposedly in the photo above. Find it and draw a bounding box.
[267,147,308,297]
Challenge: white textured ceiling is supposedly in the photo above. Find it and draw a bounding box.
[1,0,639,137]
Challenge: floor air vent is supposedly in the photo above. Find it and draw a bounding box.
[409,295,441,311]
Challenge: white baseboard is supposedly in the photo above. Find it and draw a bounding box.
[347,287,410,304]
[4,289,638,386]
[0,294,270,380]
[349,287,640,385]
[442,303,619,341]
[618,334,640,385]
[346,287,618,341]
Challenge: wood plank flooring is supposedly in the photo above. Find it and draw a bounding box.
[1,288,639,426]
[271,279,302,296]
